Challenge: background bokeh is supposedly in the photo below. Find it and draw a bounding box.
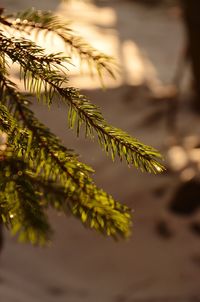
[0,1,200,301]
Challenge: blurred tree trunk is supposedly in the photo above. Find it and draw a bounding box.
[0,221,3,253]
[182,0,200,107]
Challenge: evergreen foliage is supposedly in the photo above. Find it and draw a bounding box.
[0,7,164,244]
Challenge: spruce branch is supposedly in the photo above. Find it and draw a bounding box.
[0,74,131,240]
[61,87,164,173]
[0,33,164,173]
[0,157,51,244]
[1,8,116,80]
[0,7,165,244]
[0,153,131,241]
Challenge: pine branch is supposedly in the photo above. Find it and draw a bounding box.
[62,87,164,173]
[0,4,167,246]
[0,153,131,241]
[0,74,132,240]
[1,8,116,80]
[0,33,164,173]
[0,156,51,244]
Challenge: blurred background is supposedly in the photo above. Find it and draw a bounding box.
[0,0,200,301]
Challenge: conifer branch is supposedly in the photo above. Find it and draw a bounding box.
[0,33,164,173]
[0,156,51,244]
[0,74,131,240]
[1,8,116,79]
[0,8,164,244]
